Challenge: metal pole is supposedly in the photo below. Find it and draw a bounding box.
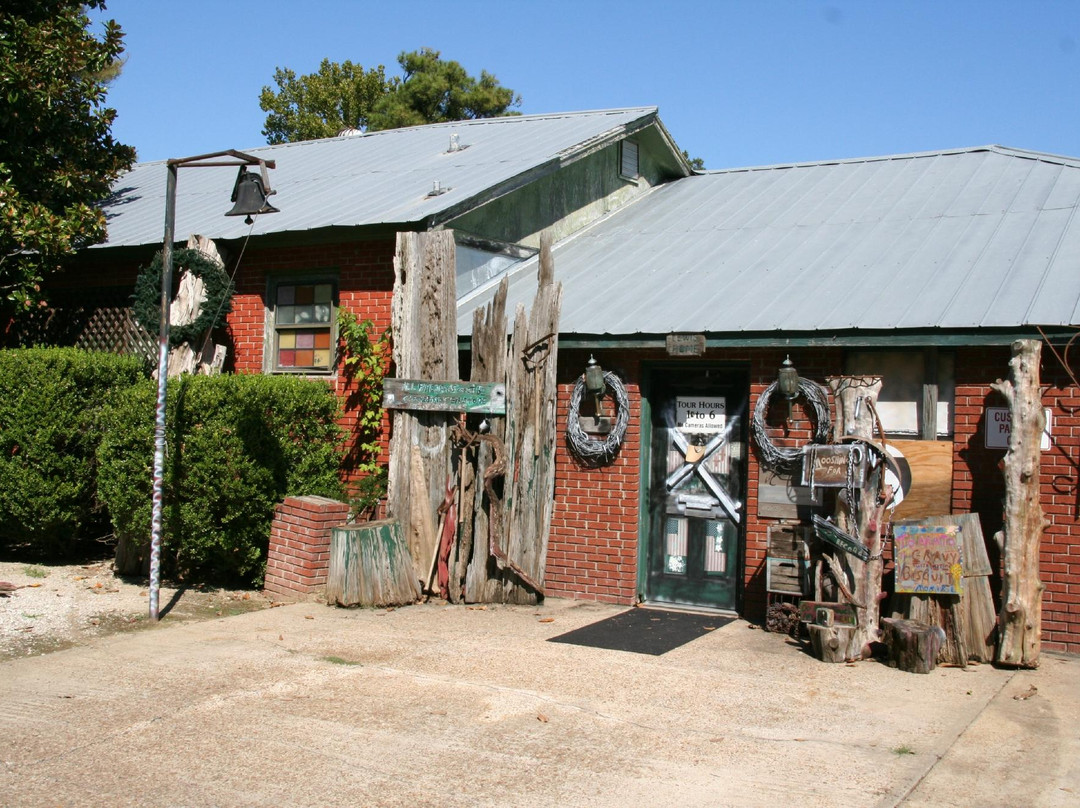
[149,163,178,621]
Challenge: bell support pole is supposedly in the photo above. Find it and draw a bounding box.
[148,149,278,621]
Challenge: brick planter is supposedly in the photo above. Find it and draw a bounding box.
[263,496,350,599]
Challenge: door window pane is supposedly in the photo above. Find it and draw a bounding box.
[664,516,688,575]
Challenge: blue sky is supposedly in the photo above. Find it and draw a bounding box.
[94,0,1080,169]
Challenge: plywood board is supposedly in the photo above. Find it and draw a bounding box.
[889,439,953,521]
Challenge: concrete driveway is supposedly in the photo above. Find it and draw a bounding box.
[1,598,1076,807]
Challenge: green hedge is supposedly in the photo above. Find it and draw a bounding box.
[0,349,146,556]
[97,373,345,587]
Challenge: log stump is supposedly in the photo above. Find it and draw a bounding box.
[326,520,420,608]
[881,617,946,674]
[807,623,862,663]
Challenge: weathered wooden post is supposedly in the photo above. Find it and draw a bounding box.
[167,235,228,376]
[992,338,1046,668]
[385,231,458,589]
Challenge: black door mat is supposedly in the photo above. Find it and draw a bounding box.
[548,608,734,656]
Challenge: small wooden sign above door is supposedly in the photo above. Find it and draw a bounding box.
[666,333,706,357]
[382,379,506,414]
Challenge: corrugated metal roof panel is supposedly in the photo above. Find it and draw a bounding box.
[458,146,1080,336]
[97,108,660,248]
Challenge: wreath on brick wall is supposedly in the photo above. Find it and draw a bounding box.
[565,370,630,467]
[133,248,234,347]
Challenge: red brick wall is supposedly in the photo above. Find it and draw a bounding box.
[546,349,645,603]
[264,495,351,597]
[225,238,397,481]
[1040,362,1080,654]
[226,239,395,376]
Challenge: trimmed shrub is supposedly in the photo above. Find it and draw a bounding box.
[97,373,345,587]
[0,349,146,556]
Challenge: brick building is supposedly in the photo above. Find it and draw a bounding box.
[34,112,1080,653]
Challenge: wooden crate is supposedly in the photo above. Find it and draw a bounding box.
[766,525,811,595]
[766,557,808,595]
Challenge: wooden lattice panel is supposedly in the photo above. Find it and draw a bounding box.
[74,306,156,362]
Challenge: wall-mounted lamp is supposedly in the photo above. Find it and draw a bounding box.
[582,355,611,432]
[777,355,800,419]
[585,354,606,397]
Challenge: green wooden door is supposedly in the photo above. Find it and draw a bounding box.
[645,367,747,611]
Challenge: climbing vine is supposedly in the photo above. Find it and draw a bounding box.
[337,308,392,517]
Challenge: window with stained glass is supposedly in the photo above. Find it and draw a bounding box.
[272,281,335,372]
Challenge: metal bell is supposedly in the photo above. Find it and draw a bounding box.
[225,167,280,223]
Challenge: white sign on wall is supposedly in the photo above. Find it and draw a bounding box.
[985,407,1051,451]
[676,396,727,434]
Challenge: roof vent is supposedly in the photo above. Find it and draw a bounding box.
[446,133,468,153]
[427,180,450,197]
[337,127,364,137]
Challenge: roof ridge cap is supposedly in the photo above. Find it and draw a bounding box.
[700,144,1080,174]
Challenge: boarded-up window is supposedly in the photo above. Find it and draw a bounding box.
[845,349,954,438]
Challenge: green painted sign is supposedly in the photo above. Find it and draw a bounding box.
[812,515,870,562]
[382,379,506,414]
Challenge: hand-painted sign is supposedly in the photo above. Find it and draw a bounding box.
[382,379,506,414]
[811,514,870,561]
[676,396,726,434]
[801,444,867,488]
[893,524,963,595]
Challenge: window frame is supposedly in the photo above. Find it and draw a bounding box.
[264,273,339,375]
[619,138,640,182]
[843,347,954,440]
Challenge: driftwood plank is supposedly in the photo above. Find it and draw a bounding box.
[501,234,562,604]
[464,279,508,602]
[893,512,997,663]
[825,376,886,656]
[168,235,228,377]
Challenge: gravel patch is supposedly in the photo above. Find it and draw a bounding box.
[0,558,274,660]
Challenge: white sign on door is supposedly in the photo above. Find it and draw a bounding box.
[676,396,726,434]
[985,406,1051,451]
